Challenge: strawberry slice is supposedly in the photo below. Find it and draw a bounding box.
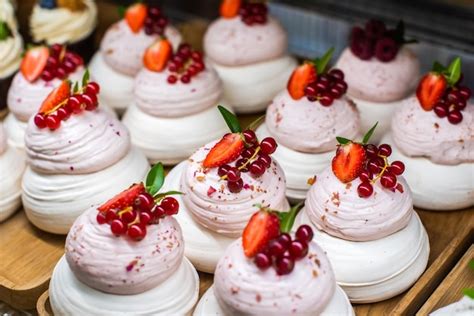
[331,142,366,183]
[98,183,146,213]
[242,210,280,257]
[143,39,172,72]
[220,0,241,18]
[203,133,244,168]
[287,63,317,100]
[39,81,71,114]
[416,73,447,111]
[20,46,49,82]
[125,3,147,33]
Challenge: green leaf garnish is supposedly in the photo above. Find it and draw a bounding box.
[432,61,446,73]
[154,190,183,199]
[117,5,126,18]
[362,122,378,144]
[463,288,474,299]
[313,47,334,74]
[446,57,461,86]
[0,21,12,41]
[336,137,351,145]
[82,69,90,87]
[218,105,242,133]
[146,163,165,196]
[278,202,304,233]
[247,115,265,131]
[73,82,79,93]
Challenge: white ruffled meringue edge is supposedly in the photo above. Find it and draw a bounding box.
[0,145,25,222]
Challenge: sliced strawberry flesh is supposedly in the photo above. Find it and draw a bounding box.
[287,63,317,100]
[98,183,146,213]
[243,211,280,257]
[39,81,71,114]
[125,3,148,33]
[20,46,50,83]
[331,142,366,183]
[143,39,172,72]
[416,73,447,111]
[203,133,244,168]
[220,0,241,18]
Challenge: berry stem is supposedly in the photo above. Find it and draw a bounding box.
[220,146,261,180]
[371,155,389,184]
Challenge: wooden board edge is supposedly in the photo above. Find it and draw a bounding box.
[37,290,51,316]
[0,278,49,310]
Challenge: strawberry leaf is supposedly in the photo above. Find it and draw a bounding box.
[146,163,165,196]
[362,122,378,144]
[218,105,241,133]
[432,61,446,73]
[463,288,474,299]
[82,69,90,87]
[247,115,265,131]
[117,5,126,17]
[446,57,461,86]
[278,202,304,233]
[73,82,79,93]
[154,190,183,199]
[0,22,12,41]
[336,137,351,145]
[313,47,334,74]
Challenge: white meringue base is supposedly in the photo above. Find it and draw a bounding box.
[162,161,290,273]
[50,256,199,316]
[296,210,429,303]
[383,133,474,211]
[194,284,354,316]
[430,296,474,316]
[0,146,25,222]
[351,96,404,143]
[210,55,297,114]
[257,123,333,202]
[88,52,135,112]
[122,103,232,165]
[22,147,149,234]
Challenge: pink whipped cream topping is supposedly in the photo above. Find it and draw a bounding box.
[134,66,222,118]
[0,123,6,155]
[65,207,184,295]
[100,20,181,76]
[214,239,335,314]
[336,47,419,102]
[7,69,82,121]
[392,96,474,165]
[266,90,360,153]
[306,167,413,241]
[180,142,287,237]
[204,17,287,67]
[25,108,130,174]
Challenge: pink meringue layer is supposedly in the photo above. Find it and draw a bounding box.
[204,17,287,67]
[306,167,413,242]
[0,123,6,155]
[100,20,181,76]
[65,207,184,295]
[266,91,360,153]
[336,47,419,102]
[214,239,336,315]
[134,66,222,118]
[180,142,287,237]
[392,96,474,165]
[25,108,130,174]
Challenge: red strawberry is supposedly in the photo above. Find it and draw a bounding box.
[220,0,241,18]
[143,39,172,72]
[242,210,280,257]
[98,183,146,213]
[39,81,71,114]
[331,142,366,183]
[203,133,244,168]
[416,73,447,111]
[20,46,49,82]
[125,3,147,33]
[287,63,317,100]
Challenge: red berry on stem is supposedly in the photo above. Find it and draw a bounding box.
[275,256,295,275]
[368,157,384,174]
[257,153,272,168]
[227,167,241,182]
[295,225,314,243]
[456,99,467,111]
[458,86,471,100]
[218,164,231,177]
[139,211,153,225]
[243,129,257,144]
[152,205,166,218]
[434,103,448,118]
[447,110,463,124]
[134,193,155,211]
[68,95,83,113]
[278,233,292,248]
[365,144,378,157]
[329,68,344,81]
[56,107,71,121]
[249,161,266,177]
[128,224,146,240]
[111,219,127,235]
[358,181,373,197]
[82,93,98,111]
[378,144,392,157]
[161,197,179,215]
[34,114,47,128]
[46,114,61,130]
[105,210,117,222]
[181,75,191,84]
[86,82,100,95]
[167,75,177,84]
[96,212,107,224]
[268,239,286,258]
[254,252,272,269]
[242,147,256,159]
[380,171,397,188]
[260,137,277,155]
[359,169,373,182]
[235,158,248,172]
[121,209,137,223]
[227,178,243,193]
[319,92,334,106]
[289,240,308,259]
[390,161,405,175]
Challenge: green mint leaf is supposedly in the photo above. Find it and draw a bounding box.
[0,21,11,41]
[247,115,265,131]
[432,61,446,73]
[218,105,241,133]
[81,69,90,87]
[336,137,351,145]
[446,57,461,86]
[362,122,378,144]
[463,288,474,299]
[73,82,79,93]
[117,6,126,18]
[313,47,334,74]
[146,163,165,196]
[154,190,183,199]
[279,202,304,233]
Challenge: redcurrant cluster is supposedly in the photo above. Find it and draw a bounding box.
[253,225,314,275]
[34,81,100,131]
[218,131,277,193]
[97,193,179,241]
[357,143,405,198]
[239,2,268,25]
[433,80,471,124]
[41,44,83,81]
[304,68,348,106]
[143,6,168,36]
[166,44,205,84]
[350,20,401,62]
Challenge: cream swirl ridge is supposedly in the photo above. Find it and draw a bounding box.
[0,1,22,79]
[180,142,287,237]
[204,17,287,66]
[306,167,413,241]
[214,239,336,315]
[392,96,474,165]
[266,91,360,153]
[65,207,184,295]
[25,109,130,174]
[0,123,6,154]
[134,66,222,118]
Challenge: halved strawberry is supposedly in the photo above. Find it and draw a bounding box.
[287,63,317,100]
[143,39,172,72]
[20,46,49,82]
[203,133,244,168]
[242,210,280,257]
[416,73,447,111]
[98,183,146,213]
[125,3,147,33]
[331,142,366,183]
[220,0,241,18]
[39,81,71,114]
